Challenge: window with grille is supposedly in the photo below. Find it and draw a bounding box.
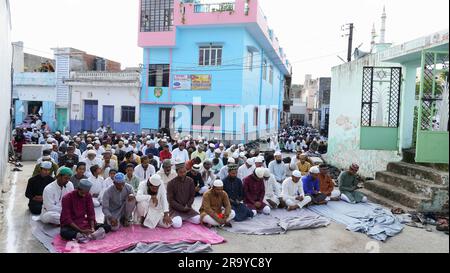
[247,50,254,71]
[269,65,274,84]
[199,45,222,66]
[121,106,136,123]
[148,64,170,87]
[262,59,267,80]
[361,67,402,127]
[140,0,174,32]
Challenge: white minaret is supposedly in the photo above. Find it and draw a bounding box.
[371,23,377,49]
[380,6,387,43]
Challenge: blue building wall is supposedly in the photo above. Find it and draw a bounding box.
[13,73,57,130]
[140,26,285,139]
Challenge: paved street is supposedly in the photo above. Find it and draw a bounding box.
[1,162,448,253]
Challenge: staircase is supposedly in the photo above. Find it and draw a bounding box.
[361,161,449,213]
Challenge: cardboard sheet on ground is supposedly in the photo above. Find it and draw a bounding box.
[222,208,330,235]
[31,206,224,253]
[307,201,404,241]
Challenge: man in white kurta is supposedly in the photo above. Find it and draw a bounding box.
[82,150,102,178]
[281,170,312,211]
[263,168,282,209]
[134,156,156,181]
[136,174,182,229]
[237,158,255,180]
[40,167,75,225]
[88,165,106,207]
[171,141,190,163]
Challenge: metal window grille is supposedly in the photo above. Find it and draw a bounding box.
[361,67,402,127]
[121,106,136,123]
[140,0,174,32]
[148,64,170,87]
[199,46,223,66]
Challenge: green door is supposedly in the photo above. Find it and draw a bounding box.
[56,108,68,132]
[416,51,449,163]
[360,67,402,150]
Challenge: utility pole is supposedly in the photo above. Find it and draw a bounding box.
[342,23,354,62]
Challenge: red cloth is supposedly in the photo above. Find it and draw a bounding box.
[60,190,96,230]
[159,150,172,161]
[243,175,265,210]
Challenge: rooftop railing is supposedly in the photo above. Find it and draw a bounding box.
[194,2,236,13]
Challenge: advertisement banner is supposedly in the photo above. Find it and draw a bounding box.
[173,75,192,90]
[191,74,212,90]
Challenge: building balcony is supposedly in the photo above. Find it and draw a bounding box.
[193,2,236,13]
[64,72,141,87]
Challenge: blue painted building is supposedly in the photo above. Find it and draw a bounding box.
[13,72,57,130]
[138,0,292,142]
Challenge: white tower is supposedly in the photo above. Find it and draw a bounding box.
[371,23,377,50]
[380,6,387,43]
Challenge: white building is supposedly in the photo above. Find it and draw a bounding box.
[0,0,12,189]
[65,72,141,134]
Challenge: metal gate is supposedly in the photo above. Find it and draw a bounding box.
[360,67,402,150]
[416,50,449,163]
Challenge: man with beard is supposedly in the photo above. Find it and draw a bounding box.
[166,162,200,227]
[135,174,181,229]
[187,164,208,196]
[223,164,254,222]
[268,151,286,184]
[200,180,235,227]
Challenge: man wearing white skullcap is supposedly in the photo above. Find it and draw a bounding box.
[243,168,271,215]
[237,157,255,180]
[135,174,181,229]
[200,180,235,227]
[26,161,55,215]
[263,168,283,209]
[205,143,216,160]
[218,158,235,181]
[268,151,286,184]
[254,156,265,168]
[281,170,312,211]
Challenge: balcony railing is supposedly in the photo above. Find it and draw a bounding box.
[194,2,236,13]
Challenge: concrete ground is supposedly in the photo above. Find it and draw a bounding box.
[0,162,448,253]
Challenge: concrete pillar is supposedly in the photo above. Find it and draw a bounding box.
[399,61,419,151]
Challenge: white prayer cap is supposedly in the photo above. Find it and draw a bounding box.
[192,164,201,171]
[209,143,215,148]
[292,170,302,178]
[124,140,129,145]
[309,166,320,174]
[263,168,271,178]
[239,152,246,158]
[146,135,151,139]
[219,143,224,147]
[255,167,265,179]
[214,148,221,154]
[87,144,94,148]
[43,144,52,151]
[227,158,236,164]
[246,158,254,165]
[255,156,264,163]
[40,161,52,169]
[213,180,223,187]
[232,152,239,158]
[83,131,88,134]
[146,141,151,145]
[75,137,81,141]
[95,140,101,145]
[149,174,162,187]
[88,150,97,156]
[238,143,244,147]
[46,138,54,143]
[274,151,282,156]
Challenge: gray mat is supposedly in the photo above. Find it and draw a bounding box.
[222,209,330,235]
[122,241,213,253]
[307,201,404,241]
